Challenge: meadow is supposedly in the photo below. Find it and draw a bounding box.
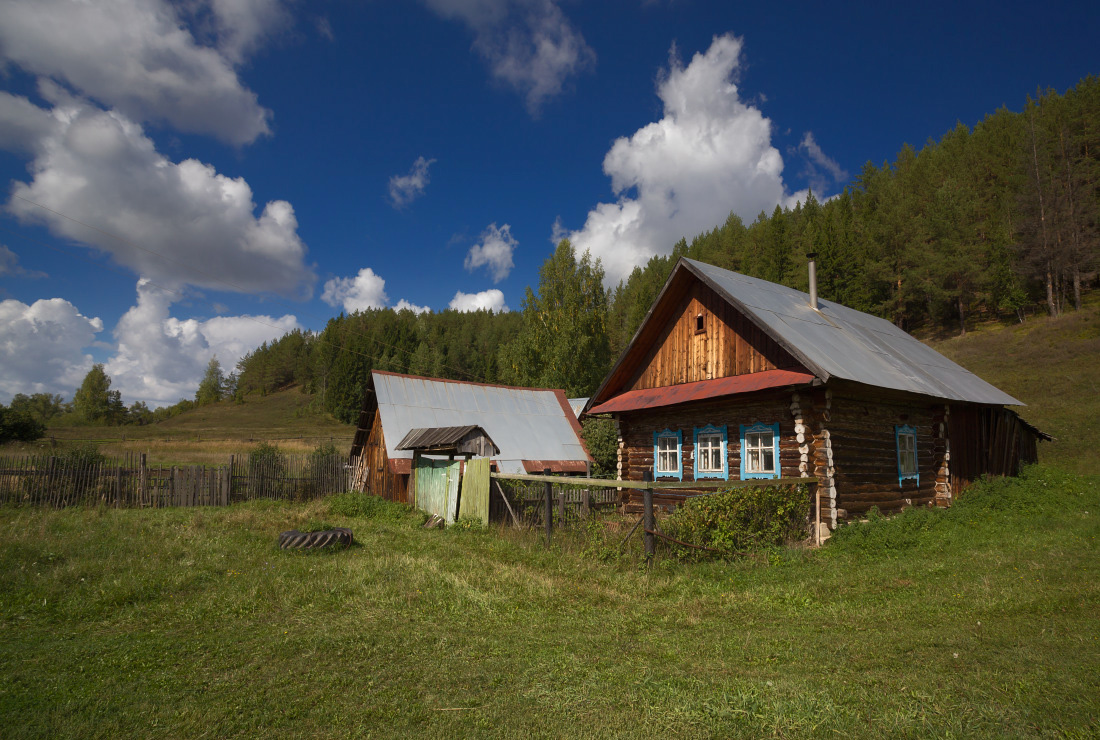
[0,467,1096,738]
[1,303,1098,737]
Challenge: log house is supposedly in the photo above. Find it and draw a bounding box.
[583,258,1048,533]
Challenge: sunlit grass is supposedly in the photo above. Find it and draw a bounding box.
[1,467,1097,738]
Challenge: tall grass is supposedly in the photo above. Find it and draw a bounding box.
[1,465,1096,738]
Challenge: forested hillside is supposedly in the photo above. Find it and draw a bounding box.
[233,79,1098,424]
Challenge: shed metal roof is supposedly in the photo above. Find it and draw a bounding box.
[372,371,591,475]
[678,259,1022,406]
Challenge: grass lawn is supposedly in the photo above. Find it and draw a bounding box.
[1,466,1097,738]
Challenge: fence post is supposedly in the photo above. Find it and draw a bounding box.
[543,467,553,546]
[643,471,655,562]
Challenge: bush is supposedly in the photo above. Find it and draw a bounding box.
[0,405,46,443]
[662,483,810,559]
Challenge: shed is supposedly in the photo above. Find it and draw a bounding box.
[349,371,592,503]
[583,257,1048,532]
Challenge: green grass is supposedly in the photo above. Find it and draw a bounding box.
[2,466,1097,738]
[926,299,1100,475]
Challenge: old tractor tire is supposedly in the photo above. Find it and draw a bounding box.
[278,527,353,550]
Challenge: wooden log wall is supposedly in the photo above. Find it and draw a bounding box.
[352,408,409,503]
[627,281,800,391]
[825,387,943,518]
[616,390,805,511]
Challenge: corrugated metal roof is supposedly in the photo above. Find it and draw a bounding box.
[373,372,591,475]
[588,369,816,415]
[567,397,588,418]
[683,259,1023,406]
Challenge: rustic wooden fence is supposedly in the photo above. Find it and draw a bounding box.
[0,452,352,508]
[492,477,619,528]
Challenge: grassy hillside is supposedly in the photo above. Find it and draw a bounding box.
[926,299,1100,474]
[24,387,356,464]
[0,467,1096,738]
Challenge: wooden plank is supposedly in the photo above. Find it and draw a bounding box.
[458,458,491,526]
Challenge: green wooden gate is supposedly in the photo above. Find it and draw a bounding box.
[458,457,491,526]
[414,458,461,524]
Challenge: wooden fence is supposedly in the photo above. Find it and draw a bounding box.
[0,452,353,508]
[493,477,619,528]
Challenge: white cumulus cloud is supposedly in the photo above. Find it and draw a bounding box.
[0,298,103,402]
[562,34,806,286]
[394,299,431,314]
[0,0,275,145]
[423,0,594,114]
[322,267,431,315]
[388,156,436,208]
[464,223,517,282]
[105,279,300,407]
[321,268,389,313]
[449,289,508,313]
[3,95,314,299]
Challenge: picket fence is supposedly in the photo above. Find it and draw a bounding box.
[0,452,352,508]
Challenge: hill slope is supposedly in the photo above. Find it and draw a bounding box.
[927,302,1099,474]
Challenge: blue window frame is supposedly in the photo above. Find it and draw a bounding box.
[653,428,682,480]
[740,422,780,479]
[895,425,918,486]
[693,424,728,480]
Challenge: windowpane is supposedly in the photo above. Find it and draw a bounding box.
[897,431,917,477]
[657,435,678,473]
[697,432,723,473]
[745,431,775,474]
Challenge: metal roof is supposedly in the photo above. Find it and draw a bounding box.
[682,259,1022,406]
[567,397,589,418]
[372,372,591,475]
[588,369,816,415]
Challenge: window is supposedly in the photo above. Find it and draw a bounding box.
[652,429,682,480]
[896,425,918,486]
[695,313,705,333]
[740,422,780,479]
[693,425,728,479]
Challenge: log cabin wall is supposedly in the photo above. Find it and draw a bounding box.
[627,281,801,392]
[824,385,946,519]
[615,389,816,512]
[353,408,409,503]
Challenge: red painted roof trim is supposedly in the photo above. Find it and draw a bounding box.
[586,369,817,415]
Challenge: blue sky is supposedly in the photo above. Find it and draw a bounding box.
[0,0,1096,407]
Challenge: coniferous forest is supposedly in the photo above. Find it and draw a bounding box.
[228,79,1098,425]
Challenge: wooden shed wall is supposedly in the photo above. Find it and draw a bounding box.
[948,405,1041,492]
[825,387,946,518]
[353,408,409,503]
[627,281,801,392]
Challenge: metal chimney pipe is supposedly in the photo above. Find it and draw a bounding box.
[807,252,818,310]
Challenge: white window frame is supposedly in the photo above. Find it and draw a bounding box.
[693,424,728,480]
[740,422,780,479]
[652,429,682,480]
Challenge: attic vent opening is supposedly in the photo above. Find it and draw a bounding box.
[695,313,705,333]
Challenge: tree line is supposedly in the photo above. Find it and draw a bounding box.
[6,78,1094,445]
